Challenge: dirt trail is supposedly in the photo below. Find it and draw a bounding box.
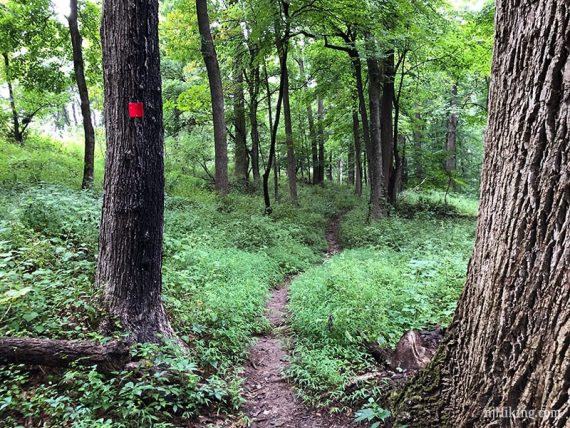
[242,215,351,428]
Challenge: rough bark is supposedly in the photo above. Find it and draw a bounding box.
[196,0,229,195]
[2,53,22,144]
[98,0,174,343]
[68,0,96,190]
[317,96,325,184]
[365,43,386,219]
[445,83,458,175]
[0,338,129,372]
[233,56,248,183]
[395,1,570,426]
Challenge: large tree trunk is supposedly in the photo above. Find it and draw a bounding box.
[2,53,22,145]
[233,56,248,183]
[395,1,569,426]
[98,0,174,343]
[445,83,458,175]
[0,338,129,372]
[317,97,325,185]
[365,41,386,219]
[68,0,96,190]
[196,0,229,195]
[380,50,395,198]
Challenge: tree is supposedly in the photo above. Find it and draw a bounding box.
[196,0,229,195]
[0,0,69,144]
[380,50,395,197]
[394,0,569,425]
[97,0,174,343]
[67,0,96,190]
[352,102,362,196]
[445,83,458,179]
[276,0,298,205]
[316,96,325,184]
[246,45,261,182]
[233,54,248,183]
[296,56,319,185]
[365,36,386,219]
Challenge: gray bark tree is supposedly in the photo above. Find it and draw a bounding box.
[395,1,569,425]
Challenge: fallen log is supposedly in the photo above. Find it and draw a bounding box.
[0,337,130,372]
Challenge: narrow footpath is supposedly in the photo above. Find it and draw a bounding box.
[242,215,351,427]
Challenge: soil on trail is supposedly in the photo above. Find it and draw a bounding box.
[243,215,352,428]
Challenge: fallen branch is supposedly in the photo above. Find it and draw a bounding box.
[0,337,130,372]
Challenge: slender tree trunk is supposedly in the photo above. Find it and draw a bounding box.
[298,58,319,185]
[279,44,298,205]
[2,53,22,144]
[317,96,325,185]
[71,101,79,126]
[393,134,404,193]
[98,0,173,343]
[352,106,363,196]
[363,152,367,185]
[248,61,261,182]
[68,0,96,190]
[348,142,355,184]
[445,83,458,175]
[352,57,371,187]
[196,0,229,195]
[274,155,279,201]
[381,50,395,198]
[395,1,570,426]
[233,56,248,183]
[413,111,423,182]
[365,39,386,219]
[262,54,284,213]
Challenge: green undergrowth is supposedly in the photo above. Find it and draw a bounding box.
[0,138,358,427]
[287,195,477,415]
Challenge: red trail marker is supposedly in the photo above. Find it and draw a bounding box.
[128,102,144,118]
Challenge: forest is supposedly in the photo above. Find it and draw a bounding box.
[0,0,567,427]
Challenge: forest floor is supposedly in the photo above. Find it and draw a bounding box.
[242,215,352,427]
